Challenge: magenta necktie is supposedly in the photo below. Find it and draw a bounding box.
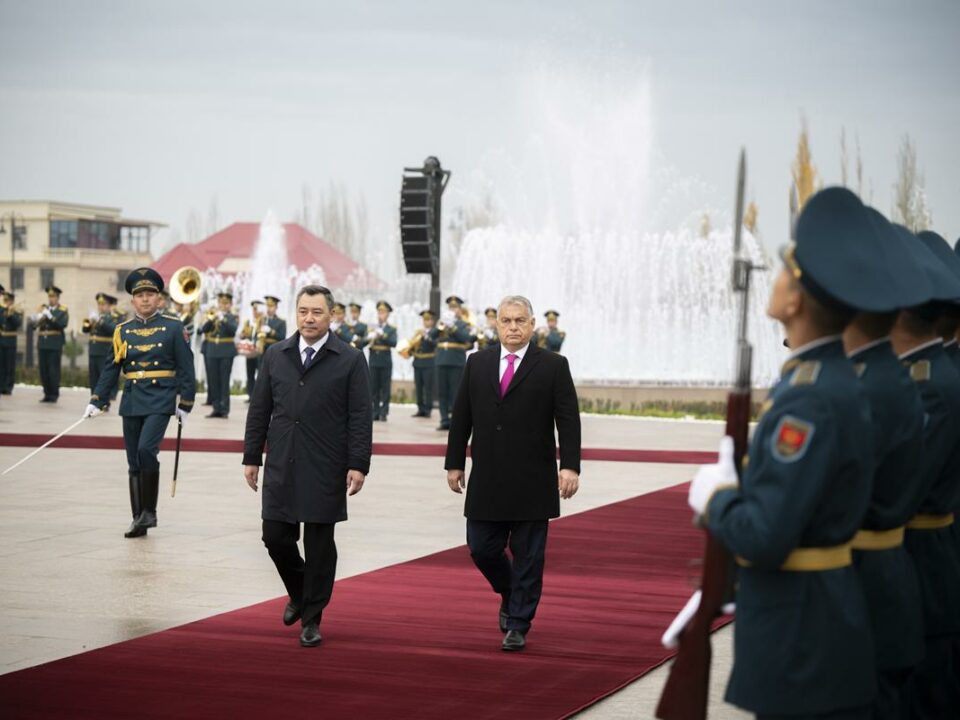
[500,353,517,398]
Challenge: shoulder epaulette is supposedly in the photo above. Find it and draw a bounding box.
[853,362,866,378]
[909,359,931,382]
[59,305,68,311]
[789,360,822,386]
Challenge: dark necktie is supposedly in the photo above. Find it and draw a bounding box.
[303,346,315,369]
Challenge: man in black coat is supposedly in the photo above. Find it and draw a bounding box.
[445,295,581,652]
[243,285,373,648]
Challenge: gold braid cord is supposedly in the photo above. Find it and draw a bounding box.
[112,325,128,364]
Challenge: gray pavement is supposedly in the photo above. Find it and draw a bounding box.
[0,385,747,718]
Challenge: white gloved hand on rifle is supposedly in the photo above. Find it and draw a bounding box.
[688,435,738,515]
[82,404,101,419]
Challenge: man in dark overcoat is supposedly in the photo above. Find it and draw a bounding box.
[243,284,372,648]
[445,294,581,652]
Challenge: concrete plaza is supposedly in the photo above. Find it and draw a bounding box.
[0,385,747,719]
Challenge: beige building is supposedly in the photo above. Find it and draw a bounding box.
[0,200,164,364]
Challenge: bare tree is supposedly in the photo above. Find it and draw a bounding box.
[892,134,932,232]
[206,195,220,236]
[855,134,864,199]
[185,207,204,244]
[840,127,849,188]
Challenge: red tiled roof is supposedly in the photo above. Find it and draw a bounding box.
[153,223,379,288]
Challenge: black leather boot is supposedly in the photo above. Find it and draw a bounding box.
[124,471,147,538]
[136,469,160,529]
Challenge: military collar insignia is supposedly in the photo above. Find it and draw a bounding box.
[909,360,931,382]
[789,360,822,386]
[853,362,867,378]
[771,415,815,463]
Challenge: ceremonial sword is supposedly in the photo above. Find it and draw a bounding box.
[1,416,87,476]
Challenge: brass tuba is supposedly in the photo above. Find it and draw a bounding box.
[397,329,424,359]
[169,266,202,305]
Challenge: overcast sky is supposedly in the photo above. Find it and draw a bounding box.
[1,0,958,258]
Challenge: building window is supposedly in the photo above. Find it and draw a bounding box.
[10,268,24,290]
[50,220,78,248]
[120,225,150,253]
[12,225,27,250]
[40,268,55,290]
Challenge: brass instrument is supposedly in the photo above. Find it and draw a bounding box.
[170,266,202,332]
[535,327,548,349]
[397,329,424,359]
[254,316,268,354]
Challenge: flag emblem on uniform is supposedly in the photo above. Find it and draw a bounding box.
[771,415,814,463]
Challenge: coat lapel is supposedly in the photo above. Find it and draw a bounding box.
[501,343,541,400]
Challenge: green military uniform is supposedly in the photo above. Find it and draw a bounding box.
[897,229,960,718]
[538,310,565,353]
[259,297,287,358]
[431,295,476,431]
[35,285,69,402]
[240,301,265,399]
[199,292,239,418]
[344,302,368,350]
[476,307,499,351]
[412,310,438,417]
[702,189,903,718]
[368,301,397,421]
[90,267,196,539]
[0,291,22,394]
[83,293,119,403]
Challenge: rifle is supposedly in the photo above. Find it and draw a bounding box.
[656,149,761,719]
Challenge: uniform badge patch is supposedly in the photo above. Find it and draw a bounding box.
[789,360,822,386]
[909,360,931,382]
[771,415,815,463]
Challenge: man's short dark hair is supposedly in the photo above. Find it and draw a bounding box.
[296,285,334,311]
[851,311,898,340]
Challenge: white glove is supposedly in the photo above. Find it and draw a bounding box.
[441,310,456,326]
[83,404,101,419]
[688,435,738,515]
[175,408,188,424]
[331,320,341,331]
[42,308,54,320]
[661,591,736,649]
[89,310,98,320]
[216,311,224,320]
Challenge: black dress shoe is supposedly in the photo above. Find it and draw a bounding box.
[436,424,449,431]
[283,602,301,626]
[206,411,223,418]
[124,521,147,538]
[300,622,322,647]
[502,630,526,651]
[499,599,509,633]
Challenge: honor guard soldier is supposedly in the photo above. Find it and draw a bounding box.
[260,295,287,358]
[842,207,932,719]
[346,302,369,350]
[411,310,438,417]
[536,310,566,353]
[82,293,120,410]
[367,301,397,421]
[477,307,499,350]
[0,289,22,394]
[331,302,351,344]
[199,291,239,418]
[690,188,885,718]
[240,299,265,401]
[83,267,196,538]
[33,285,69,403]
[431,295,476,431]
[891,228,960,718]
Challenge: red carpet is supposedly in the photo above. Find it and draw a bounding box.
[0,432,715,464]
[0,484,719,720]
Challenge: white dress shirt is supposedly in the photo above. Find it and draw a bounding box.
[499,342,530,381]
[299,332,330,365]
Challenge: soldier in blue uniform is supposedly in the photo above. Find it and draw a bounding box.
[891,227,960,717]
[346,302,368,350]
[82,293,120,409]
[477,307,499,350]
[367,301,397,421]
[690,188,885,718]
[431,295,476,431]
[33,285,69,403]
[536,310,565,353]
[259,295,287,357]
[199,291,239,418]
[0,289,22,394]
[83,268,196,538]
[411,309,437,418]
[841,208,932,719]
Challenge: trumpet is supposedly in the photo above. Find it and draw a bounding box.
[254,316,268,354]
[535,327,548,349]
[398,330,424,359]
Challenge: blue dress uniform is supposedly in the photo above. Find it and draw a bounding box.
[199,293,239,418]
[898,228,960,717]
[432,295,476,431]
[705,189,894,718]
[35,286,69,402]
[537,311,565,353]
[367,301,397,421]
[0,291,22,394]
[90,268,196,538]
[412,310,438,417]
[82,293,119,404]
